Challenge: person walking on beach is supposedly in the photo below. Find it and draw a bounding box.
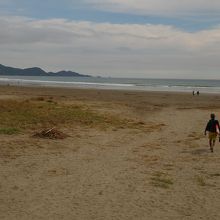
[204,113,220,152]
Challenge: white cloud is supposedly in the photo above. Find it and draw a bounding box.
[1,16,220,78]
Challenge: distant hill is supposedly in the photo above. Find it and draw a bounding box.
[0,64,91,77]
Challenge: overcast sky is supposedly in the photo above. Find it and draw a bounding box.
[1,0,220,79]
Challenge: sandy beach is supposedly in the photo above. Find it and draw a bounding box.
[1,85,220,220]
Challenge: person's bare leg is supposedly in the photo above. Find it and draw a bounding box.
[209,139,213,152]
[212,140,216,152]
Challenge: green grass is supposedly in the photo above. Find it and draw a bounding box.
[150,172,173,189]
[0,127,20,135]
[0,99,145,131]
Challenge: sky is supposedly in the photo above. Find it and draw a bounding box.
[1,0,220,79]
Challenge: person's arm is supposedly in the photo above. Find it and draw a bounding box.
[216,120,220,130]
[205,121,209,135]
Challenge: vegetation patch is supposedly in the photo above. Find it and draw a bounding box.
[151,172,173,189]
[196,176,206,186]
[210,173,220,177]
[0,99,153,131]
[0,127,20,135]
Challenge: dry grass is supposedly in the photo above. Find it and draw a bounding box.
[196,176,206,186]
[142,155,160,164]
[210,173,220,177]
[151,172,174,189]
[0,99,154,132]
[0,99,106,129]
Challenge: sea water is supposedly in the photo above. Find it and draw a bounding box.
[0,75,220,93]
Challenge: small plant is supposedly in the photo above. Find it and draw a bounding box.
[210,173,220,177]
[33,97,45,101]
[196,176,206,186]
[151,172,173,189]
[0,127,20,135]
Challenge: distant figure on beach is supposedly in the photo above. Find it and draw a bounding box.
[197,91,200,95]
[205,113,220,152]
[192,91,195,96]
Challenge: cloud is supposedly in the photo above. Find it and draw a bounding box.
[1,16,219,50]
[1,16,220,78]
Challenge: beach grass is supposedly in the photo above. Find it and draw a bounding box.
[151,172,174,189]
[209,173,220,177]
[0,99,149,131]
[0,127,20,135]
[196,176,206,186]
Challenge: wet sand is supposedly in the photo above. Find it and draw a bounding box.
[1,85,220,220]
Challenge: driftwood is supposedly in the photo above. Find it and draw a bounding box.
[44,127,55,135]
[32,128,69,139]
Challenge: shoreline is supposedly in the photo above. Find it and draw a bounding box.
[0,83,219,97]
[1,76,220,94]
[0,84,218,101]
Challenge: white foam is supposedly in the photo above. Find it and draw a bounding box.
[0,77,134,87]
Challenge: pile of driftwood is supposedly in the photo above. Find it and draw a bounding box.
[33,128,69,139]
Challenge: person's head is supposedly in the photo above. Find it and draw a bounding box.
[211,113,215,119]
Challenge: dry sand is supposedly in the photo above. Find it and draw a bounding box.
[1,85,220,219]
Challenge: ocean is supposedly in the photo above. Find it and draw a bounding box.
[0,75,220,93]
